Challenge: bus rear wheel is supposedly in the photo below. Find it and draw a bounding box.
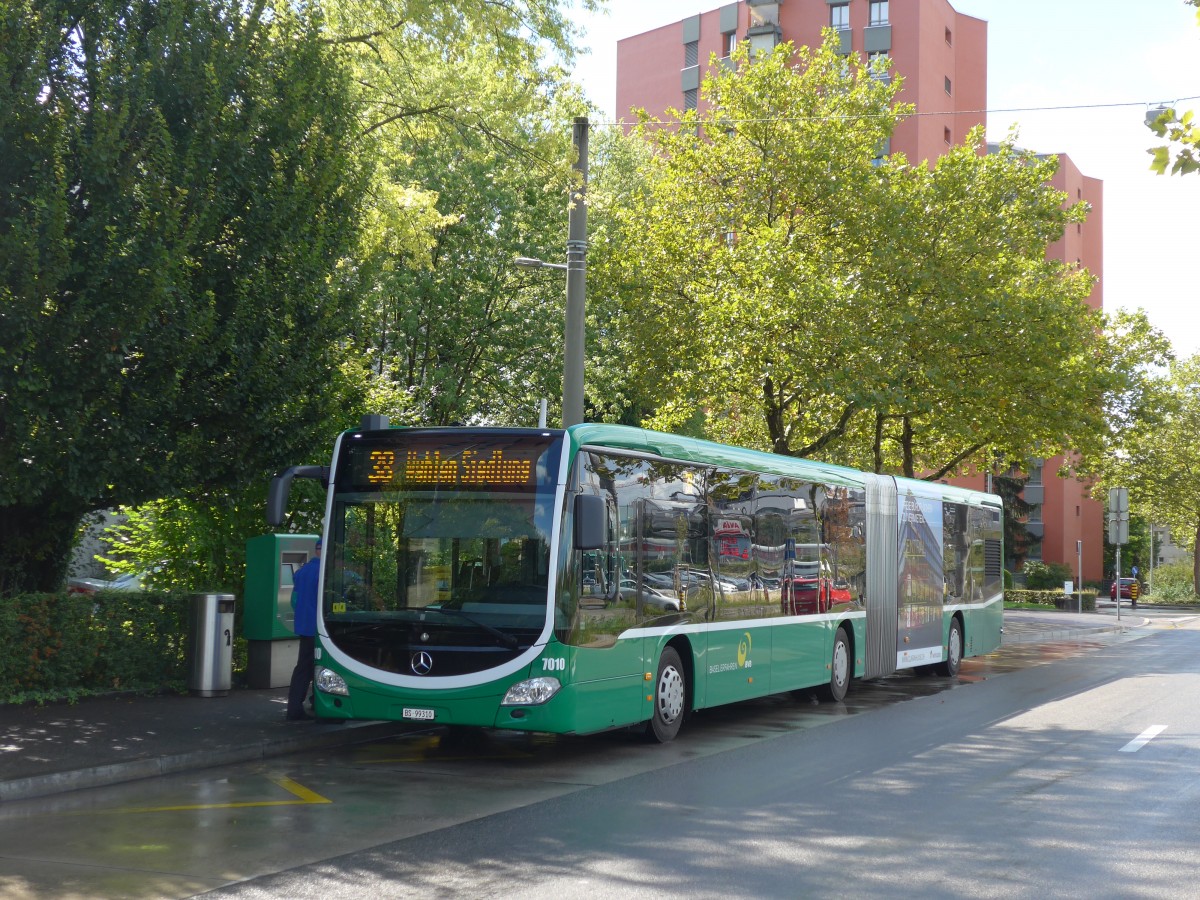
[937,617,962,677]
[647,647,687,743]
[822,626,851,702]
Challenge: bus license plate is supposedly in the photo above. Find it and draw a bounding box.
[402,707,436,721]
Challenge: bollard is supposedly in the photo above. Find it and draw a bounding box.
[187,593,235,697]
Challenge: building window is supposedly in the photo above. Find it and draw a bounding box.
[945,76,952,95]
[749,2,780,28]
[723,31,737,57]
[684,40,698,68]
[869,1,889,26]
[830,2,849,30]
[867,51,889,80]
[684,88,698,110]
[944,126,952,144]
[945,27,952,45]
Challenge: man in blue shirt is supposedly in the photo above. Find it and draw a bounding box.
[287,538,321,721]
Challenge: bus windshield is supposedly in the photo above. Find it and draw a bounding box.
[322,430,562,676]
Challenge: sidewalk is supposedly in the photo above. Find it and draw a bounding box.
[0,687,414,803]
[1000,607,1141,644]
[0,609,1155,803]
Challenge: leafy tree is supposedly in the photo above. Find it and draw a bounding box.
[313,0,598,282]
[609,36,1141,483]
[1093,355,1200,592]
[614,38,907,455]
[993,472,1039,571]
[89,0,602,592]
[1104,513,1151,582]
[342,53,592,427]
[321,0,592,139]
[0,0,370,594]
[303,0,603,428]
[1147,0,1200,175]
[578,121,661,426]
[99,479,326,595]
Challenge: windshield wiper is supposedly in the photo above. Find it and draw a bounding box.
[429,606,519,649]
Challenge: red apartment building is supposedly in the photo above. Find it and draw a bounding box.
[614,0,1107,582]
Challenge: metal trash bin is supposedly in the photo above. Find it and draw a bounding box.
[187,593,235,697]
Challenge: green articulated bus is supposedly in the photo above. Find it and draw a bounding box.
[267,417,1003,742]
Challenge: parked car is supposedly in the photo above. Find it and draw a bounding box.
[619,578,682,611]
[1110,578,1141,601]
[67,572,144,595]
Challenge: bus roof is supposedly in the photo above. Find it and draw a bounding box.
[337,421,1000,509]
[565,423,1000,508]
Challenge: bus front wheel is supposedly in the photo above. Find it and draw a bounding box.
[823,626,851,703]
[647,647,687,743]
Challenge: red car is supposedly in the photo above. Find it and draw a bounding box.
[780,560,853,614]
[1110,578,1140,601]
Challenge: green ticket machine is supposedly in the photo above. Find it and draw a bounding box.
[244,533,319,688]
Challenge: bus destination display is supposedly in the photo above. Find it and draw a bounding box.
[346,442,539,491]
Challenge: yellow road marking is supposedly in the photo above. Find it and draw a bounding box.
[269,774,332,804]
[49,774,333,816]
[110,799,316,813]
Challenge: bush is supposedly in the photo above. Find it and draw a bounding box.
[1022,561,1074,591]
[0,591,192,704]
[1148,562,1198,602]
[1005,588,1096,611]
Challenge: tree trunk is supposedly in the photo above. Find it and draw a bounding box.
[873,412,884,474]
[0,502,86,595]
[901,415,915,478]
[762,376,789,455]
[1194,520,1200,597]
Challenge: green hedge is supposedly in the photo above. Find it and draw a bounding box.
[1005,588,1097,611]
[0,591,193,704]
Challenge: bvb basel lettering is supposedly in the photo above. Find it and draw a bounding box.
[709,632,754,675]
[366,449,533,486]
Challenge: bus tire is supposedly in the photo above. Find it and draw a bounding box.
[647,646,687,743]
[937,617,963,678]
[822,626,851,703]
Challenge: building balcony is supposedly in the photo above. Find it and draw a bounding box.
[864,24,891,53]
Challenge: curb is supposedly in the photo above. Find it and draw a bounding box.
[1000,622,1130,645]
[0,719,414,804]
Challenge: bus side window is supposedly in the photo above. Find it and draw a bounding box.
[580,498,619,605]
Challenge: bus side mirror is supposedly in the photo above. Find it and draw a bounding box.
[574,494,605,551]
[266,465,330,526]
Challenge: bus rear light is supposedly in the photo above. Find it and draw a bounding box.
[501,676,561,706]
[315,666,349,696]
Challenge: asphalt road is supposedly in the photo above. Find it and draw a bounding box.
[3,618,1197,899]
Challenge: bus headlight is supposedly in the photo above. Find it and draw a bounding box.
[315,666,349,696]
[501,676,561,706]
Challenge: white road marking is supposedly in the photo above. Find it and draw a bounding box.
[1119,725,1167,753]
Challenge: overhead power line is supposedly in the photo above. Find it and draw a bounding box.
[596,94,1200,129]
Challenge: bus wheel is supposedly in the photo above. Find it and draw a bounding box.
[647,647,687,743]
[823,626,851,703]
[937,618,963,678]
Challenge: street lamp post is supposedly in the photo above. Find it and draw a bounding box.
[562,116,588,429]
[1077,539,1083,614]
[513,116,588,429]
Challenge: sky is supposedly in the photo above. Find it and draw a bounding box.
[566,0,1200,361]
